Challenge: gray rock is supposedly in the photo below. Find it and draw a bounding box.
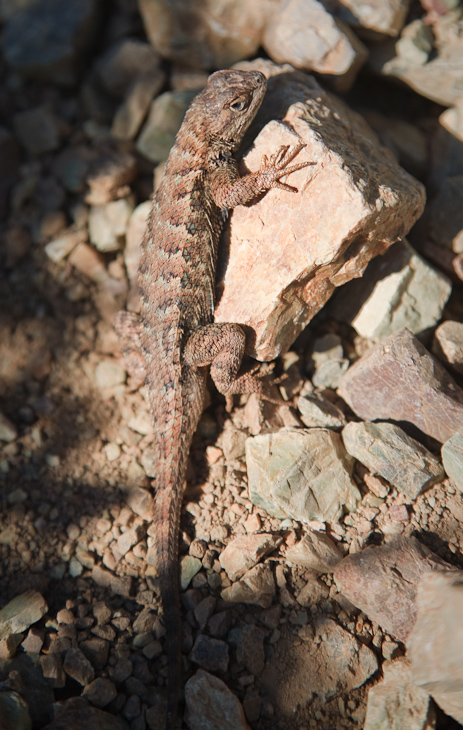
[364,658,434,730]
[180,556,202,590]
[3,0,101,86]
[338,328,463,444]
[190,635,229,673]
[185,669,248,730]
[434,320,463,375]
[297,392,346,429]
[221,564,275,608]
[82,678,117,708]
[0,691,32,730]
[136,90,199,163]
[13,106,60,155]
[408,570,463,725]
[219,533,282,581]
[63,648,95,686]
[442,428,463,491]
[342,421,444,500]
[286,530,342,573]
[95,39,160,98]
[331,239,451,339]
[246,428,360,523]
[0,591,48,640]
[263,0,367,91]
[334,536,454,642]
[332,0,410,36]
[138,0,273,69]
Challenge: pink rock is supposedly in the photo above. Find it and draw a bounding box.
[338,328,463,443]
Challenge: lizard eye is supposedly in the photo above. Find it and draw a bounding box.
[229,97,249,112]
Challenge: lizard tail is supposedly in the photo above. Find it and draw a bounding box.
[154,479,184,729]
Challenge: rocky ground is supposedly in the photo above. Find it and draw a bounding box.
[1,1,463,729]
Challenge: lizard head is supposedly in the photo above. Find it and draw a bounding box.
[184,69,267,152]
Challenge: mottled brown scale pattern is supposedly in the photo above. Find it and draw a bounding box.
[116,69,310,729]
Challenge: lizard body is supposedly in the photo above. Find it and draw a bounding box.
[116,69,309,728]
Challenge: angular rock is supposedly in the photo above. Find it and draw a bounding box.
[295,573,330,607]
[434,320,463,375]
[338,328,463,444]
[297,393,346,430]
[364,658,434,730]
[136,90,199,163]
[331,239,451,339]
[219,534,282,581]
[95,39,160,98]
[425,176,463,254]
[263,0,367,91]
[0,691,32,730]
[139,0,273,69]
[190,635,229,673]
[375,25,463,107]
[111,69,165,142]
[3,0,101,86]
[184,669,249,730]
[88,197,135,253]
[42,696,124,730]
[260,618,377,714]
[246,428,360,524]
[408,570,463,725]
[40,654,66,688]
[442,429,463,492]
[310,334,350,389]
[285,530,342,573]
[221,564,275,608]
[215,64,425,360]
[180,556,202,589]
[334,536,454,642]
[82,678,117,708]
[342,421,444,500]
[0,412,18,443]
[0,591,48,640]
[85,150,137,206]
[330,0,410,36]
[63,648,95,686]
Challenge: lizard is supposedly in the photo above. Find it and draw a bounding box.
[115,68,310,729]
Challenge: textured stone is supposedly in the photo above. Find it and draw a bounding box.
[221,564,275,608]
[88,197,135,252]
[215,63,425,360]
[0,591,48,640]
[425,176,463,254]
[190,635,229,673]
[246,428,360,524]
[136,90,199,163]
[85,151,137,206]
[297,393,346,429]
[442,429,463,491]
[0,691,32,730]
[63,648,95,686]
[219,534,282,581]
[263,0,367,91]
[3,0,101,86]
[184,669,249,730]
[338,328,463,444]
[82,678,117,708]
[42,696,124,730]
[111,69,165,142]
[139,0,274,69]
[342,421,444,500]
[236,625,265,676]
[330,0,410,36]
[96,39,160,98]
[334,536,454,642]
[408,570,463,725]
[364,658,434,730]
[285,530,343,573]
[332,239,451,339]
[434,321,463,375]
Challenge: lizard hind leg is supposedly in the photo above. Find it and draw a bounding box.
[183,322,283,410]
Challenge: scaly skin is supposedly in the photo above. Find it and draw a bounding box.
[117,69,309,729]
